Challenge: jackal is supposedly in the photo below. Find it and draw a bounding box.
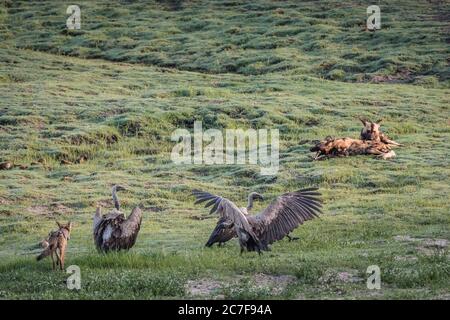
[36,221,72,270]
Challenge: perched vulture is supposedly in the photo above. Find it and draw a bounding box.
[193,188,323,253]
[93,185,142,253]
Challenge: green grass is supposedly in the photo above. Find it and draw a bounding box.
[2,0,449,83]
[0,0,449,299]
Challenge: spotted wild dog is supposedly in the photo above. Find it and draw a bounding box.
[37,221,72,270]
[310,136,394,160]
[359,118,401,146]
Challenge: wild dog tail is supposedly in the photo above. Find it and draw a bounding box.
[36,247,51,261]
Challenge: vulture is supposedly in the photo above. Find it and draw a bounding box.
[205,192,264,247]
[193,188,322,254]
[93,185,142,253]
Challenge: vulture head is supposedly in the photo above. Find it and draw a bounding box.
[249,192,264,201]
[246,192,264,211]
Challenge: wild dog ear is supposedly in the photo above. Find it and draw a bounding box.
[67,221,73,230]
[359,117,368,126]
[56,221,62,228]
[376,119,383,124]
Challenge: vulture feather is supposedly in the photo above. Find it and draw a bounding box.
[205,217,235,247]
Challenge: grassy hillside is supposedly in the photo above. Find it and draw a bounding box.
[2,0,449,82]
[0,0,449,299]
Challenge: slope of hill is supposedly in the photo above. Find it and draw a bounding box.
[2,0,449,82]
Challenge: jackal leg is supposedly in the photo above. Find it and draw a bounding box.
[50,251,55,270]
[59,247,65,271]
[55,249,62,271]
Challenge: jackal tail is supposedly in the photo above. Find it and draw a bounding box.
[36,247,51,261]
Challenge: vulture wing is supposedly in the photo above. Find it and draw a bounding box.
[121,207,142,239]
[205,217,236,247]
[93,210,125,251]
[254,187,322,245]
[93,207,102,232]
[193,190,265,252]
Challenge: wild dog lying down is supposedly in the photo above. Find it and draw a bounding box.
[310,118,401,160]
[359,118,401,146]
[310,137,395,160]
[37,221,72,270]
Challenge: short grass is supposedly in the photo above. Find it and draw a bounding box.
[2,0,449,83]
[0,0,449,299]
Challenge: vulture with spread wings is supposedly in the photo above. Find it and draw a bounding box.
[193,188,322,254]
[205,191,263,247]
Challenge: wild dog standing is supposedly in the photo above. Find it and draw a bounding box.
[37,221,72,270]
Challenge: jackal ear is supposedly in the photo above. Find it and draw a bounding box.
[67,221,72,230]
[376,119,383,124]
[359,117,368,126]
[56,221,62,228]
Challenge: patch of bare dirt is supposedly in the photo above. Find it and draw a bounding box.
[319,269,364,284]
[370,70,414,84]
[27,205,49,215]
[434,293,450,300]
[422,239,449,249]
[0,197,11,205]
[185,279,223,297]
[394,235,448,247]
[417,239,449,256]
[394,235,449,256]
[52,203,71,214]
[27,203,72,216]
[185,273,297,297]
[251,273,296,295]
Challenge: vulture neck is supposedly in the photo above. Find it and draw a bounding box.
[246,194,254,211]
[112,187,120,211]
